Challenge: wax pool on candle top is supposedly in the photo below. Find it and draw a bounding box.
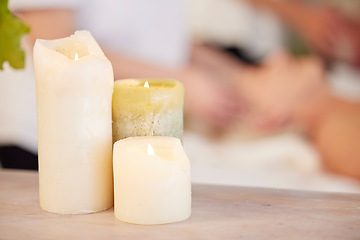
[112,79,184,142]
[113,136,191,225]
[33,30,114,214]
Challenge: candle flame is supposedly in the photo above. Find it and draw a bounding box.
[147,144,155,155]
[144,81,150,88]
[74,52,79,61]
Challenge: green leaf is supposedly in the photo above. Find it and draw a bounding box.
[0,0,30,70]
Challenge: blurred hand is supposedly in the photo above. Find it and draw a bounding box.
[235,52,325,130]
[291,5,345,59]
[181,67,245,129]
[291,4,360,67]
[334,17,360,68]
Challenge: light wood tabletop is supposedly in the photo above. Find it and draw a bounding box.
[0,169,359,239]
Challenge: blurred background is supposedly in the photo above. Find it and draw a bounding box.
[1,0,360,192]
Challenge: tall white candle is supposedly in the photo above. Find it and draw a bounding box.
[113,136,191,225]
[33,31,114,214]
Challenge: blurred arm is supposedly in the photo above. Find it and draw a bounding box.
[237,0,349,62]
[294,86,360,179]
[19,9,184,82]
[18,9,74,48]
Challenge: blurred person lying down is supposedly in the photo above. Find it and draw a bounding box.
[189,0,360,179]
[192,43,360,180]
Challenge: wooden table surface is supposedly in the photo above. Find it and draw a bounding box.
[0,169,359,240]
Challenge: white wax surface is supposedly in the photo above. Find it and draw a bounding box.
[33,31,114,214]
[113,136,191,225]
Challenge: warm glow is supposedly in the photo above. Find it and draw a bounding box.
[144,81,150,88]
[147,144,155,155]
[74,52,79,61]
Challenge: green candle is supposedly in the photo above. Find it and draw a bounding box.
[112,79,184,142]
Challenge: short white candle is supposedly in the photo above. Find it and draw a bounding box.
[33,31,114,214]
[113,136,191,225]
